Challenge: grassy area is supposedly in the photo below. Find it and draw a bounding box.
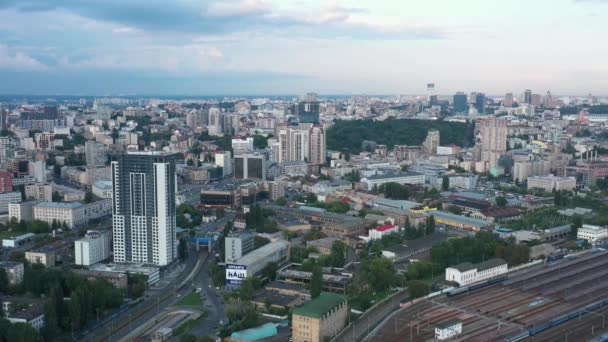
[176,291,204,307]
[172,311,208,336]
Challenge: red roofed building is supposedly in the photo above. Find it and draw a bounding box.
[362,224,399,241]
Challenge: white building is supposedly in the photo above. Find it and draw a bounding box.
[361,172,425,189]
[225,240,289,285]
[92,180,113,198]
[0,192,22,213]
[1,298,45,331]
[33,200,112,228]
[577,224,608,242]
[8,201,40,222]
[215,151,232,177]
[225,232,255,263]
[527,175,577,192]
[231,137,254,156]
[74,230,111,266]
[445,258,508,286]
[360,224,399,242]
[435,320,463,341]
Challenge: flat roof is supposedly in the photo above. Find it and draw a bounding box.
[292,292,346,318]
[35,201,83,209]
[449,258,507,273]
[234,240,289,266]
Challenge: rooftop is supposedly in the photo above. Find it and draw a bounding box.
[449,258,507,273]
[364,171,424,180]
[435,319,462,329]
[374,224,397,232]
[234,240,289,266]
[292,292,346,318]
[35,201,83,209]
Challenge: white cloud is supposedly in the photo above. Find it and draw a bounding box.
[206,0,271,17]
[112,26,138,34]
[0,45,47,70]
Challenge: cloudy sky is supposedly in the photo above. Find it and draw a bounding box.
[0,0,606,95]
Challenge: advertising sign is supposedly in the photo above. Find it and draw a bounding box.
[225,264,247,285]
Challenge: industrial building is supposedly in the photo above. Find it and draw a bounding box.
[225,240,290,285]
[445,258,508,286]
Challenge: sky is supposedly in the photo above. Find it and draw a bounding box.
[0,0,607,96]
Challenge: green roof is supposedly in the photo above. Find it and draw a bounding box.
[292,292,346,318]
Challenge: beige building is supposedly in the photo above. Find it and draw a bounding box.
[527,175,576,192]
[478,117,507,168]
[423,130,440,154]
[292,292,348,342]
[513,159,551,183]
[25,250,55,267]
[33,200,112,228]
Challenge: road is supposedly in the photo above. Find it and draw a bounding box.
[189,254,227,338]
[82,243,204,342]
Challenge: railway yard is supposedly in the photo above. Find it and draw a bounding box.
[369,250,608,341]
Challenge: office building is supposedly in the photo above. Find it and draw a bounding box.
[513,159,551,183]
[0,192,22,213]
[361,172,425,189]
[0,137,14,164]
[85,141,108,166]
[186,110,205,130]
[531,94,542,108]
[33,200,111,228]
[74,230,111,266]
[208,108,223,136]
[475,93,486,114]
[225,232,255,263]
[478,117,507,169]
[453,92,467,113]
[423,130,440,154]
[298,101,320,124]
[215,151,232,177]
[503,93,514,107]
[232,137,254,156]
[309,125,326,165]
[235,153,267,180]
[111,152,177,266]
[524,89,532,104]
[29,160,46,183]
[292,292,348,342]
[527,175,576,192]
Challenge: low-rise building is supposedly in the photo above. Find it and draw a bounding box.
[32,199,112,228]
[1,232,35,248]
[292,292,348,342]
[72,269,128,289]
[435,319,463,340]
[92,180,113,198]
[1,297,45,331]
[360,223,399,242]
[74,230,111,266]
[361,172,425,189]
[527,175,577,192]
[88,263,160,285]
[225,232,255,263]
[577,224,608,242]
[445,258,508,286]
[226,240,290,285]
[0,261,24,285]
[307,237,339,255]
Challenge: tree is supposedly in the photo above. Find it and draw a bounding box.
[238,277,259,301]
[275,197,287,206]
[329,241,347,267]
[52,191,63,202]
[408,280,430,298]
[178,238,188,262]
[495,196,507,207]
[305,193,317,204]
[0,268,7,293]
[442,176,449,191]
[361,257,397,292]
[425,215,436,235]
[84,192,94,204]
[310,266,323,298]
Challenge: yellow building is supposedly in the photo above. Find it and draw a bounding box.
[292,292,348,342]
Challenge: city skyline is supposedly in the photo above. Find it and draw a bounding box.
[0,0,607,95]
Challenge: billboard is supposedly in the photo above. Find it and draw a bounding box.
[225,264,247,285]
